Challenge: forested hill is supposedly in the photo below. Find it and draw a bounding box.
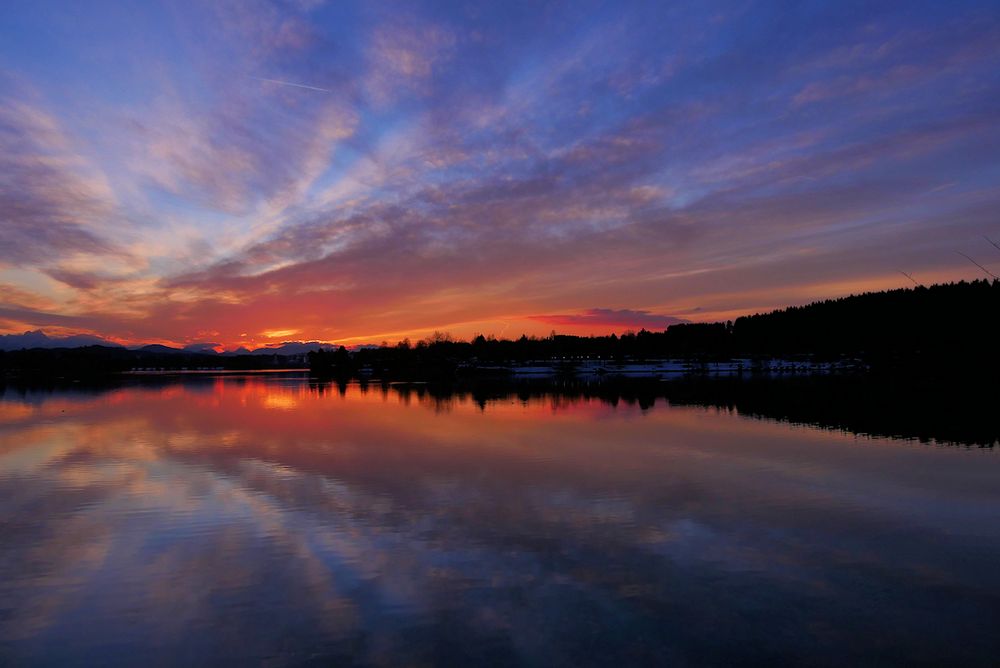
[730,279,1000,358]
[3,279,998,379]
[305,279,1000,378]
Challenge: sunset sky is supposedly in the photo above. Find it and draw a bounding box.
[1,0,998,350]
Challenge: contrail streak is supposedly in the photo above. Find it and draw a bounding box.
[956,251,999,280]
[251,76,331,93]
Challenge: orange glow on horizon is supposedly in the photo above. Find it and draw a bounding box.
[0,268,988,351]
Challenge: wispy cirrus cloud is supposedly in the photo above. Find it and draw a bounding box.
[363,15,457,106]
[1,0,998,347]
[0,94,125,266]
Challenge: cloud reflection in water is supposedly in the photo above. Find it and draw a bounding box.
[1,375,999,665]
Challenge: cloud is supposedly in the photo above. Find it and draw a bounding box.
[43,268,112,290]
[529,309,689,332]
[364,17,456,106]
[0,306,101,329]
[0,94,126,266]
[1,1,999,346]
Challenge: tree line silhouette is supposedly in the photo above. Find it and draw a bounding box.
[2,279,997,380]
[0,346,303,378]
[310,279,1000,379]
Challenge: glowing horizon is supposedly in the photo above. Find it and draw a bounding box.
[1,1,999,350]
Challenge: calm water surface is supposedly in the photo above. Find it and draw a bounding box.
[1,373,999,666]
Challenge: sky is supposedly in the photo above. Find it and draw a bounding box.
[1,0,998,350]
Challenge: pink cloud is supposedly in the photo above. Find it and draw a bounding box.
[530,309,688,333]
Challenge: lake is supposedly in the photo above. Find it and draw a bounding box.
[1,373,998,666]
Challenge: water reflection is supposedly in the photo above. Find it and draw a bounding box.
[6,372,997,447]
[1,374,999,666]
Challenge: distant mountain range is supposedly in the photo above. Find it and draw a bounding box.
[220,342,332,356]
[0,330,121,351]
[0,330,331,355]
[138,342,330,356]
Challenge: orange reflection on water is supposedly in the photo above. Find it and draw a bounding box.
[2,374,988,500]
[2,373,1000,665]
